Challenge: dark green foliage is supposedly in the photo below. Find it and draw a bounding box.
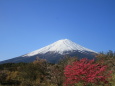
[96,50,115,86]
[96,50,115,71]
[0,63,27,71]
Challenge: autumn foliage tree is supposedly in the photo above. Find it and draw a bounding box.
[64,58,112,86]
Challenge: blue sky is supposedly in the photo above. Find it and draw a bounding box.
[0,0,115,61]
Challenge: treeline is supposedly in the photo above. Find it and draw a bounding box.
[0,51,115,86]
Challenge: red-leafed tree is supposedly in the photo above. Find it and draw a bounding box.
[64,58,112,86]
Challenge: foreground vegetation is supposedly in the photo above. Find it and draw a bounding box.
[0,51,115,86]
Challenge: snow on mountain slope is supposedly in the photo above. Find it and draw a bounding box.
[23,39,96,57]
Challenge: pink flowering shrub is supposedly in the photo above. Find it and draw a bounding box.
[64,58,112,86]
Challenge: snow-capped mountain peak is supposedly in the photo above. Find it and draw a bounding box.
[23,39,96,57]
[0,39,97,64]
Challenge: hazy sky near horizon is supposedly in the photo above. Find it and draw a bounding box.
[0,0,115,61]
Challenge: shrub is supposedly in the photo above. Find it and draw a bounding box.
[64,58,112,86]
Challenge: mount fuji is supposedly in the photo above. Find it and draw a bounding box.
[0,39,97,64]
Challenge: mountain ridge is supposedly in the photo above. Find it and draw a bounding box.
[0,39,97,64]
[23,39,96,57]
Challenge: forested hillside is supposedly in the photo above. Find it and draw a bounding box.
[0,51,115,86]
